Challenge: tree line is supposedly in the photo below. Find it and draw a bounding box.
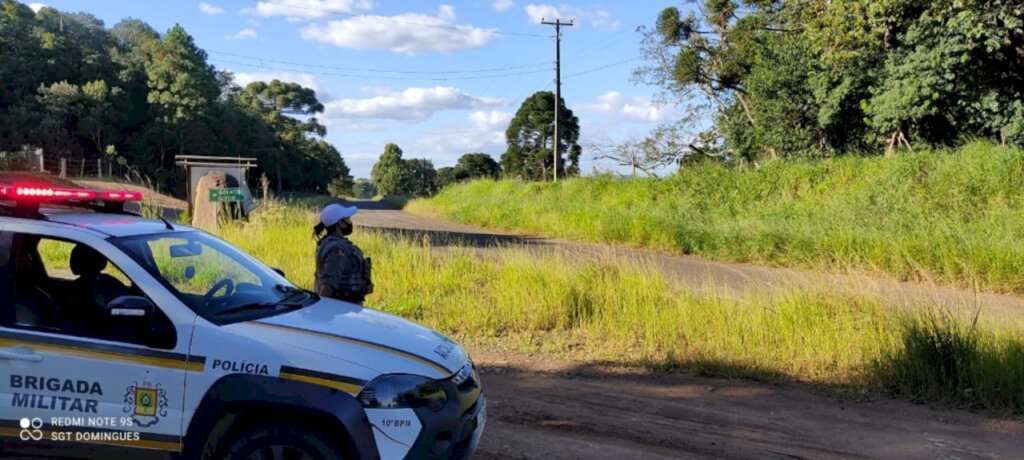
[636,0,1024,163]
[0,1,351,195]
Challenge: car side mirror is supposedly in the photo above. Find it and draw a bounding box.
[108,295,154,319]
[272,267,286,278]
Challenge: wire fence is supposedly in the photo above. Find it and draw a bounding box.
[39,155,133,180]
[0,147,131,180]
[0,146,45,173]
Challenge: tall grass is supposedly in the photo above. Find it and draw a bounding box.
[218,202,1024,414]
[409,142,1024,293]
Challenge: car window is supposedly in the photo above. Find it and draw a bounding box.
[2,233,176,348]
[114,231,304,323]
[146,236,261,295]
[37,238,132,285]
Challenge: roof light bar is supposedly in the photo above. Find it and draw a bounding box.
[0,185,141,203]
[101,190,143,201]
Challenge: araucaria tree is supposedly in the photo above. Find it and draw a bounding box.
[501,91,581,181]
[145,24,219,168]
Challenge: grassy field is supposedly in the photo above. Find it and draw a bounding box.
[216,202,1024,414]
[408,142,1024,294]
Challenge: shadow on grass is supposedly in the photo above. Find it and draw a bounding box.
[338,196,408,210]
[362,226,549,249]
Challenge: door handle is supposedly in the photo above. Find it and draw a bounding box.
[0,349,43,362]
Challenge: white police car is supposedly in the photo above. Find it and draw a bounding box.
[0,173,485,459]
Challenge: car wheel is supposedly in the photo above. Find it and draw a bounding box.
[218,422,345,460]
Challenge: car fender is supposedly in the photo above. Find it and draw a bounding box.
[182,373,378,460]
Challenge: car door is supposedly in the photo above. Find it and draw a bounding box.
[0,224,201,457]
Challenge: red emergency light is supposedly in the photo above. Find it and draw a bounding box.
[0,184,142,204]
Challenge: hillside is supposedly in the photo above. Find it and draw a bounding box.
[409,142,1024,293]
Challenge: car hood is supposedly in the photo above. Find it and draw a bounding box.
[231,297,466,379]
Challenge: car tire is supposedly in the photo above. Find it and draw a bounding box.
[218,421,346,460]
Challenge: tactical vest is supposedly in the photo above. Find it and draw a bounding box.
[315,235,373,302]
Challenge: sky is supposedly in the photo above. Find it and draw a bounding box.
[34,0,675,178]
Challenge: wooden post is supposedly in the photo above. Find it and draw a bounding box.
[60,158,66,178]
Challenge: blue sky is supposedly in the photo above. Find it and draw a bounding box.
[35,1,674,178]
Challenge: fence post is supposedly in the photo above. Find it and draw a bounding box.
[80,158,85,177]
[35,149,43,173]
[97,158,102,178]
[60,158,66,178]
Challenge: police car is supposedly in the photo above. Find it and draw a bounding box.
[0,173,485,459]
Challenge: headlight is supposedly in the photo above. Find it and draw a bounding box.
[358,374,448,412]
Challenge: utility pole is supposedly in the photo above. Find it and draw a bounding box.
[541,18,572,182]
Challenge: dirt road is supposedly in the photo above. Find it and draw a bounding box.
[350,204,1024,459]
[469,347,1024,459]
[352,205,1024,319]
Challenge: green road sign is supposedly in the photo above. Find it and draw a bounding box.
[209,187,246,202]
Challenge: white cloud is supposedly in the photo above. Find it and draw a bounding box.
[225,28,258,40]
[323,120,380,132]
[523,3,619,31]
[524,4,559,22]
[28,3,46,12]
[491,0,515,12]
[574,91,669,123]
[244,0,373,21]
[413,111,511,161]
[323,86,505,121]
[300,5,499,55]
[469,110,512,132]
[199,2,225,15]
[232,71,321,93]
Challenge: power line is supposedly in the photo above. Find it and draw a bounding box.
[563,57,641,79]
[248,0,550,38]
[209,57,552,81]
[207,49,551,75]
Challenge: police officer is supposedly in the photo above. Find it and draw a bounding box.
[313,204,373,304]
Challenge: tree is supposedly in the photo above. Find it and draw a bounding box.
[79,79,125,154]
[406,158,437,197]
[436,167,460,189]
[371,143,413,196]
[591,124,697,177]
[455,153,500,180]
[638,1,1024,157]
[233,79,338,192]
[145,24,219,168]
[501,91,581,181]
[351,179,377,199]
[36,81,83,157]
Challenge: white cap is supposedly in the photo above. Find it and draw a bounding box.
[319,203,357,227]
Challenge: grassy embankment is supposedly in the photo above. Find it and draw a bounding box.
[408,142,1024,294]
[217,202,1024,415]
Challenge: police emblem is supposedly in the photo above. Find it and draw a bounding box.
[123,372,167,427]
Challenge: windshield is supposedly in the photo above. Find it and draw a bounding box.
[113,231,314,322]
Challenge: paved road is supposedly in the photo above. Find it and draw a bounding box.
[348,203,1024,459]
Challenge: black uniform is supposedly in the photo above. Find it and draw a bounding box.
[314,234,373,304]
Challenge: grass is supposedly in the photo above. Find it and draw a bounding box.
[408,142,1024,294]
[216,201,1024,415]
